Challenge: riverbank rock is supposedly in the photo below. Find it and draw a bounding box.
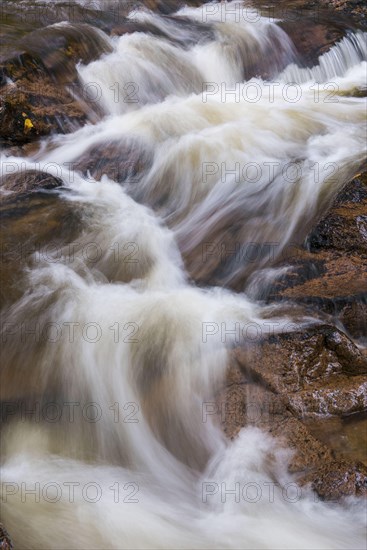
[219,350,367,500]
[0,24,111,145]
[323,0,367,27]
[270,172,367,340]
[278,17,348,66]
[234,325,367,418]
[252,0,366,31]
[220,170,367,500]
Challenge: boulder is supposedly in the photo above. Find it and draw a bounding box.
[234,324,367,418]
[219,353,367,500]
[1,170,63,195]
[0,176,82,309]
[0,25,111,145]
[73,139,153,184]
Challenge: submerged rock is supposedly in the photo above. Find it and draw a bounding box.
[73,139,153,185]
[0,179,82,309]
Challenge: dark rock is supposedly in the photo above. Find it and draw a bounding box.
[1,170,63,196]
[322,0,367,27]
[140,0,212,15]
[111,20,173,38]
[0,190,82,310]
[0,24,111,145]
[278,18,347,66]
[73,139,153,184]
[339,301,367,339]
[270,172,367,340]
[252,0,366,31]
[16,24,111,82]
[111,15,214,47]
[308,172,367,254]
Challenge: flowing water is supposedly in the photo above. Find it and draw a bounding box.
[1,1,367,548]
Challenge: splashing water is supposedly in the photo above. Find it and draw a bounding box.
[1,1,366,548]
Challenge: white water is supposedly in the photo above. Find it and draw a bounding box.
[1,2,367,548]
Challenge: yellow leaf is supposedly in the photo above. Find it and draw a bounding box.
[24,118,34,131]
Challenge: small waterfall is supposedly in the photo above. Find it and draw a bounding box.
[1,1,366,548]
[279,31,367,84]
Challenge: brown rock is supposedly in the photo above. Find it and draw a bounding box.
[0,24,112,145]
[1,170,63,196]
[270,172,367,340]
[308,172,367,254]
[278,18,347,66]
[234,324,367,418]
[252,0,366,30]
[73,139,153,184]
[0,188,82,310]
[300,460,367,500]
[220,355,367,500]
[16,24,111,82]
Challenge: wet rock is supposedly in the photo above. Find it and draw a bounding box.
[308,173,367,254]
[300,459,367,500]
[0,188,82,309]
[73,139,153,184]
[0,25,111,145]
[339,302,367,339]
[111,15,214,47]
[140,0,212,15]
[1,170,63,196]
[322,0,367,27]
[279,17,347,66]
[16,24,111,82]
[252,0,366,31]
[304,412,367,465]
[219,168,367,500]
[270,172,367,340]
[234,324,367,418]
[0,1,126,59]
[0,524,13,550]
[220,354,367,500]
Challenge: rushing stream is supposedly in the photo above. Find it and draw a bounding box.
[0,1,366,548]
